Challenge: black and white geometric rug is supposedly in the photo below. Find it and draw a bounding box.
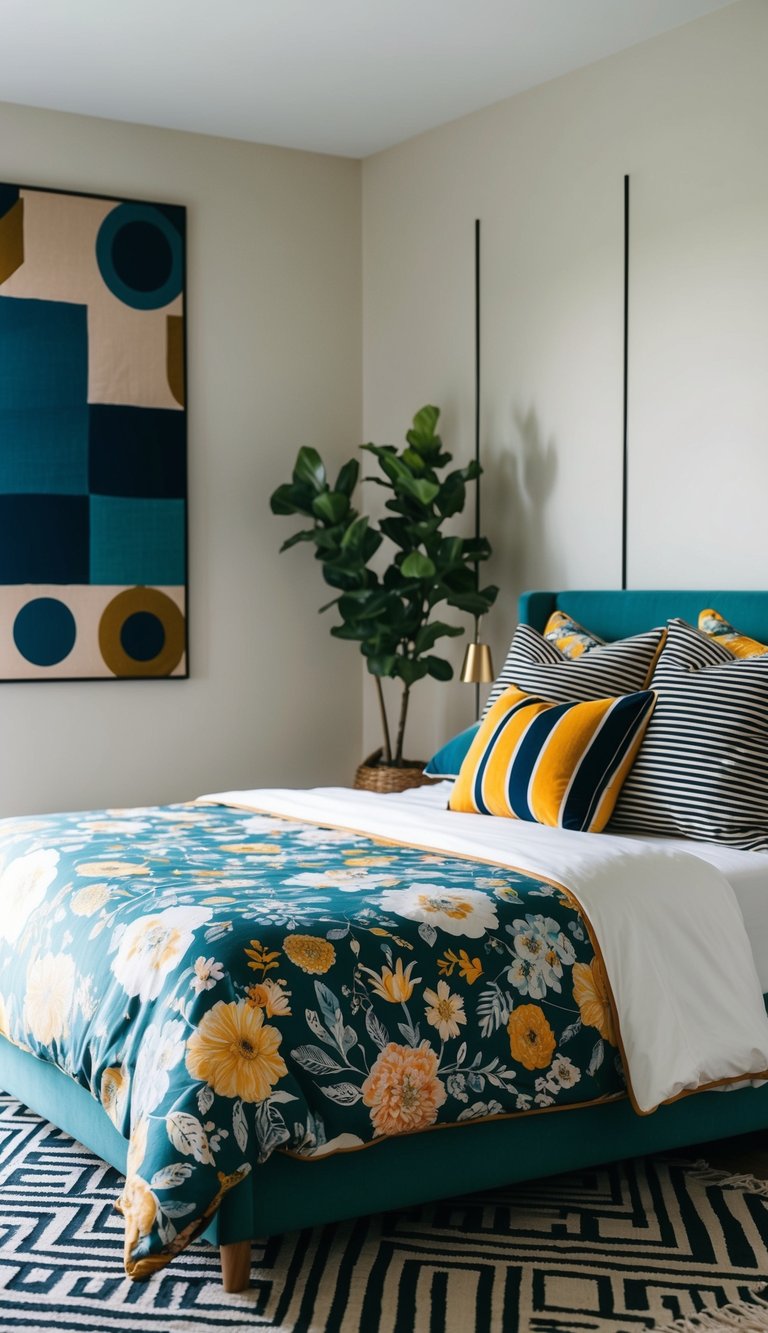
[1,1093,767,1333]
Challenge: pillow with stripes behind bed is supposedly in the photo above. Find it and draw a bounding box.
[483,621,665,716]
[609,618,768,850]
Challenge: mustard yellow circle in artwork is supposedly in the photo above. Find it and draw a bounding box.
[99,587,185,677]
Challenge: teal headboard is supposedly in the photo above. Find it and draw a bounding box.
[519,590,768,642]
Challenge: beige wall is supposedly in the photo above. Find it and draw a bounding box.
[0,103,362,814]
[362,0,768,760]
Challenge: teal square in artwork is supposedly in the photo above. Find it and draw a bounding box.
[0,297,89,493]
[89,497,185,586]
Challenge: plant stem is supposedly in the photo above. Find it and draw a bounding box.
[394,683,411,766]
[375,676,393,765]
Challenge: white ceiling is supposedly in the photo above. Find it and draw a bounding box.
[0,0,736,158]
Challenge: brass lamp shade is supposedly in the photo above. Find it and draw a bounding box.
[460,640,494,684]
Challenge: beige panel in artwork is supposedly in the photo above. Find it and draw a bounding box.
[0,190,112,303]
[1,189,183,410]
[0,585,186,680]
[87,299,183,410]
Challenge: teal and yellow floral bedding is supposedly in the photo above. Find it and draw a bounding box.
[0,803,623,1277]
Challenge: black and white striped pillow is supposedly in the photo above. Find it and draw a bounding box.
[610,619,768,850]
[483,622,665,715]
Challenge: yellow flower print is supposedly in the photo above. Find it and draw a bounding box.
[507,1004,556,1071]
[360,958,421,1003]
[220,843,282,854]
[127,1116,149,1176]
[437,948,483,985]
[362,1042,446,1137]
[24,951,75,1045]
[572,958,617,1045]
[283,934,336,975]
[76,861,149,877]
[71,882,110,916]
[244,939,281,978]
[101,1064,130,1127]
[118,1174,158,1266]
[247,979,292,1017]
[423,980,466,1040]
[344,856,395,866]
[186,999,288,1101]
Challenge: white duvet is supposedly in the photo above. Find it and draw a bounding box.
[199,783,768,1116]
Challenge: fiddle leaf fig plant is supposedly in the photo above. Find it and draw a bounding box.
[270,405,497,767]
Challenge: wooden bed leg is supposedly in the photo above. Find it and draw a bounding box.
[220,1239,251,1292]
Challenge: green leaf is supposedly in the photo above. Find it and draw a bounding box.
[402,448,427,474]
[396,658,429,686]
[413,621,464,654]
[435,477,465,518]
[322,565,366,592]
[334,459,359,496]
[425,655,454,681]
[340,515,370,552]
[400,476,440,507]
[378,516,411,549]
[279,529,316,552]
[270,483,306,516]
[462,536,492,562]
[293,447,326,492]
[330,623,367,640]
[366,654,397,677]
[401,551,436,579]
[435,536,464,569]
[445,590,496,615]
[411,405,440,437]
[312,491,349,524]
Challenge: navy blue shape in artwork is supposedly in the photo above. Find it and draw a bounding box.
[120,611,166,662]
[13,597,77,666]
[0,496,89,584]
[0,185,19,221]
[88,404,186,499]
[112,220,174,294]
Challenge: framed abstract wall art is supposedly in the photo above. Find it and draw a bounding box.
[0,182,187,679]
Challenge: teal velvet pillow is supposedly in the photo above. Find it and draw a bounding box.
[424,723,480,779]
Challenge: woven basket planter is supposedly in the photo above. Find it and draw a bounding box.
[353,750,437,795]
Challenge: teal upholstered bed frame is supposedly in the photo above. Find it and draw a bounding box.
[2,588,768,1288]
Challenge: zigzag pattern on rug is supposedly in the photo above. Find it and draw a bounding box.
[0,1092,766,1333]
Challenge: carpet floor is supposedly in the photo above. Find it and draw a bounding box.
[0,1093,767,1333]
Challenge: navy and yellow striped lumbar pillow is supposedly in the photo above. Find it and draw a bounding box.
[450,686,656,832]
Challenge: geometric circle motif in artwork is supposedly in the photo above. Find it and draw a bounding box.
[98,587,184,676]
[12,596,77,666]
[119,610,166,662]
[96,203,183,311]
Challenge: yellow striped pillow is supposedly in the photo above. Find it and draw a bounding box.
[698,608,768,659]
[450,686,656,832]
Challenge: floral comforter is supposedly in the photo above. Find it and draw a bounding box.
[0,802,622,1277]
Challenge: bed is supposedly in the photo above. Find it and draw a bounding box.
[2,587,768,1295]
